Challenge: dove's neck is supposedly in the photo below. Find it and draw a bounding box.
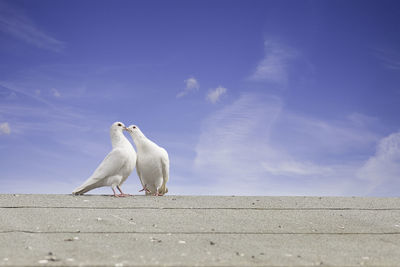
[110,130,130,149]
[130,133,152,151]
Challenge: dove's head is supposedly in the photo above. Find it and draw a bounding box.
[111,121,126,133]
[125,125,144,139]
[110,122,129,148]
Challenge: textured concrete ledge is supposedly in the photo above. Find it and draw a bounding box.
[1,194,400,266]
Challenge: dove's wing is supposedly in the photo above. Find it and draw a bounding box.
[72,148,126,195]
[160,148,169,195]
[90,148,127,180]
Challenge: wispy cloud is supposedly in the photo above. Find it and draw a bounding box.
[206,86,227,104]
[0,81,55,108]
[194,94,283,192]
[0,122,11,135]
[51,88,61,98]
[177,77,199,98]
[262,160,332,176]
[357,131,400,194]
[373,48,400,71]
[0,1,65,52]
[249,40,296,85]
[192,93,384,196]
[0,81,105,137]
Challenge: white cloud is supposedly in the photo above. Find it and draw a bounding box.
[0,122,11,135]
[192,93,383,196]
[177,77,199,98]
[0,1,65,52]
[51,88,61,98]
[357,132,400,193]
[206,86,227,104]
[249,40,296,85]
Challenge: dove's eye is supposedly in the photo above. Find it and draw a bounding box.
[132,126,136,129]
[117,123,122,127]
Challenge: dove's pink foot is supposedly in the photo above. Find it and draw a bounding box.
[116,186,131,197]
[111,187,130,197]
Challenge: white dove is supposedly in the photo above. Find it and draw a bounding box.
[126,125,169,196]
[72,122,137,197]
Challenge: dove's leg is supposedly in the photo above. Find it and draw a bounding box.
[111,187,119,197]
[139,184,151,194]
[116,186,130,197]
[110,186,127,197]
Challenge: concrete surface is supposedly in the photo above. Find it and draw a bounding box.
[0,194,400,266]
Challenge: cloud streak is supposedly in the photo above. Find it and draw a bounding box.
[0,81,56,108]
[0,1,65,52]
[249,40,296,85]
[374,48,400,71]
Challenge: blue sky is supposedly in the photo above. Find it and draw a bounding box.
[1,0,399,196]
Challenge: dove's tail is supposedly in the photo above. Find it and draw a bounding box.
[72,178,102,195]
